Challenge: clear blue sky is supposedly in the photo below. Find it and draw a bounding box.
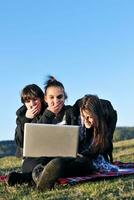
[0,0,134,141]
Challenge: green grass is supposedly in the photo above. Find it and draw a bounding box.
[0,139,134,200]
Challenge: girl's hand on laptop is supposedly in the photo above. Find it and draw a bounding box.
[77,153,83,158]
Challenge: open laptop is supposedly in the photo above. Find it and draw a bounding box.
[23,123,79,158]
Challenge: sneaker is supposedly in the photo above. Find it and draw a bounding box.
[7,171,33,186]
[93,155,119,172]
[32,164,44,184]
[7,172,19,186]
[32,158,65,191]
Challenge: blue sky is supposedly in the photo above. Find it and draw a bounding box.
[0,0,134,141]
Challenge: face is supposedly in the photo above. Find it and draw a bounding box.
[45,86,65,108]
[25,97,42,110]
[80,109,94,128]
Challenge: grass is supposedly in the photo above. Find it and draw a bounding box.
[0,139,134,200]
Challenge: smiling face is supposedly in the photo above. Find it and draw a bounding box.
[80,109,94,128]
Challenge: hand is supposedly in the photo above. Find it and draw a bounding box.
[47,101,64,115]
[25,104,41,119]
[77,153,83,158]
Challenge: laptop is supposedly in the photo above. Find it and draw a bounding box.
[23,123,79,158]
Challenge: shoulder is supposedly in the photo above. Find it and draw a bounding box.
[100,99,116,112]
[64,105,74,116]
[64,105,72,109]
[64,105,73,112]
[73,98,82,108]
[72,98,82,118]
[100,99,113,106]
[16,105,27,116]
[100,99,117,121]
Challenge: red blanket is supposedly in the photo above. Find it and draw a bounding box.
[0,161,134,185]
[57,161,134,185]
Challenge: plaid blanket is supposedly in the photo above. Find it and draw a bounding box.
[57,161,134,185]
[0,161,134,185]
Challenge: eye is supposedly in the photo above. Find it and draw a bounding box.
[49,96,54,99]
[33,98,38,101]
[25,100,30,103]
[57,94,64,99]
[84,116,89,121]
[25,98,31,103]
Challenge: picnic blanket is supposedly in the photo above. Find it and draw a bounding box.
[0,161,134,185]
[57,161,134,185]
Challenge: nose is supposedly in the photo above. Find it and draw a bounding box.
[30,99,36,107]
[54,97,60,105]
[86,116,89,121]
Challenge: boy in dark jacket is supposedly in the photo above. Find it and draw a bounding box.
[15,84,47,157]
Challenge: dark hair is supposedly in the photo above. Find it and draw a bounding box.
[44,75,68,99]
[80,94,108,152]
[21,84,44,104]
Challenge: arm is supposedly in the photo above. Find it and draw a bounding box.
[37,109,55,124]
[64,106,77,125]
[15,103,47,149]
[80,146,97,159]
[72,99,81,125]
[101,99,117,138]
[78,127,98,159]
[15,114,32,148]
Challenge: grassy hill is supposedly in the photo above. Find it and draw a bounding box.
[0,139,134,200]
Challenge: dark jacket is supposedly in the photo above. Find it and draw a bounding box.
[78,126,94,157]
[15,103,47,157]
[78,126,110,160]
[38,105,75,125]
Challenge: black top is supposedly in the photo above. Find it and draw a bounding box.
[37,105,75,125]
[15,103,47,157]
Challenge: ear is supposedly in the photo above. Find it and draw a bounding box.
[44,95,48,103]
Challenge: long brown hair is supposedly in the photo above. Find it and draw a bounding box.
[80,94,108,153]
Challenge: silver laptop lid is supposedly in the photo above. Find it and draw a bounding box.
[23,123,79,158]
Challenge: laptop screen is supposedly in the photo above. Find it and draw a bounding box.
[23,123,79,158]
